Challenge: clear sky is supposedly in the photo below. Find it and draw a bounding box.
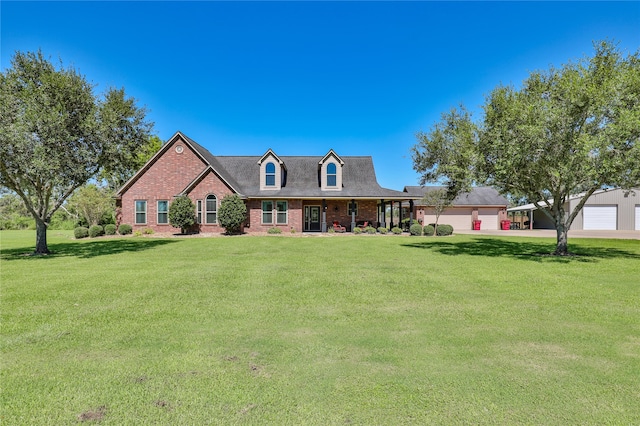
[2,1,639,190]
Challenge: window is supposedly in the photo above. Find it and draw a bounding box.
[135,200,147,224]
[157,200,169,224]
[262,200,273,224]
[265,162,276,186]
[206,194,217,224]
[276,201,288,224]
[348,201,358,216]
[327,163,337,187]
[197,200,202,224]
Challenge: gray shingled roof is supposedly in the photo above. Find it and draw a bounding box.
[182,133,408,199]
[404,186,508,206]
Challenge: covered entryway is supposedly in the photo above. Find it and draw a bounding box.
[583,206,617,230]
[304,205,321,231]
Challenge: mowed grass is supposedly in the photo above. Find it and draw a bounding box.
[1,230,639,425]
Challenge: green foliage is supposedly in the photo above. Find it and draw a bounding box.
[365,226,377,234]
[436,224,454,236]
[67,184,115,226]
[353,227,363,234]
[327,227,335,233]
[143,227,154,235]
[74,227,89,239]
[100,135,162,190]
[412,41,640,255]
[0,50,152,254]
[378,227,388,234]
[118,224,132,235]
[169,196,196,234]
[391,226,403,234]
[0,193,33,230]
[217,194,247,235]
[267,227,282,234]
[88,225,104,238]
[104,224,117,235]
[423,225,435,236]
[409,223,423,236]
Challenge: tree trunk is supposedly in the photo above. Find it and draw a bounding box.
[554,223,569,256]
[34,218,50,255]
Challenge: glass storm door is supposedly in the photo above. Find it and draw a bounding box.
[304,206,321,231]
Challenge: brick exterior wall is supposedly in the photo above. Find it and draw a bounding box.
[189,170,237,233]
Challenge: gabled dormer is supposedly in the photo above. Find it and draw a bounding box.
[258,149,285,190]
[319,149,344,191]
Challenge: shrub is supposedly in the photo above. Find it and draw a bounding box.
[290,228,296,234]
[104,224,117,235]
[218,194,247,235]
[89,225,104,238]
[169,196,196,234]
[134,230,143,237]
[267,227,282,234]
[365,226,377,234]
[353,227,362,234]
[118,224,132,235]
[143,227,154,235]
[327,227,335,233]
[409,223,423,236]
[436,224,454,236]
[391,226,403,235]
[423,225,435,236]
[74,227,89,239]
[378,227,388,234]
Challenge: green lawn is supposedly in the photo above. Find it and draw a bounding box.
[1,230,639,424]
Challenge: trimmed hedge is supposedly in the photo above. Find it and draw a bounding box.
[391,226,403,235]
[378,227,388,234]
[74,227,89,239]
[409,223,423,236]
[118,224,132,235]
[104,224,117,235]
[436,224,454,236]
[365,226,377,234]
[89,225,104,238]
[353,227,363,234]
[267,227,282,234]
[423,225,435,236]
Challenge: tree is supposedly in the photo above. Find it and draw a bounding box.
[67,184,115,226]
[412,41,640,255]
[218,194,247,234]
[99,134,163,191]
[0,50,153,254]
[169,196,196,234]
[421,188,453,236]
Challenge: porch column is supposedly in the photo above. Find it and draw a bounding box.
[390,201,394,228]
[380,199,386,227]
[321,199,327,233]
[350,199,356,232]
[409,199,414,226]
[399,201,403,228]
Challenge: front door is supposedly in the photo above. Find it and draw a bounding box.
[304,205,321,231]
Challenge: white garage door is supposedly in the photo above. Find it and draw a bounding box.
[635,206,640,231]
[583,206,617,230]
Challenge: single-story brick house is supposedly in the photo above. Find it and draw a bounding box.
[115,131,418,233]
[403,186,510,230]
[507,188,640,231]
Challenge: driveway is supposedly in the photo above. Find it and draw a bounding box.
[455,229,640,240]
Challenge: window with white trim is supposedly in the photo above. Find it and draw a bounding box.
[135,200,147,224]
[205,194,217,224]
[262,200,273,224]
[265,162,276,187]
[276,201,288,224]
[157,200,169,224]
[327,163,337,187]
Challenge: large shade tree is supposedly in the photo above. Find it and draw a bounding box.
[0,51,153,254]
[413,41,640,255]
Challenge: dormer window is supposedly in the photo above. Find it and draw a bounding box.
[327,163,337,187]
[265,162,276,186]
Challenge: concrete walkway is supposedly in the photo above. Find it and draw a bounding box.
[455,229,640,240]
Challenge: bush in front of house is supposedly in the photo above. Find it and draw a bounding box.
[378,227,388,234]
[268,227,282,234]
[118,224,132,235]
[365,226,377,234]
[409,223,423,236]
[423,225,435,236]
[353,227,362,234]
[104,224,117,235]
[218,194,247,235]
[74,226,89,239]
[436,224,454,236]
[328,227,335,233]
[169,195,196,234]
[89,225,104,238]
[391,226,402,235]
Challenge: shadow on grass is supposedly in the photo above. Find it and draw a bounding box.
[1,238,177,261]
[401,237,640,263]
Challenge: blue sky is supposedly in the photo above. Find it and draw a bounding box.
[2,1,639,190]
